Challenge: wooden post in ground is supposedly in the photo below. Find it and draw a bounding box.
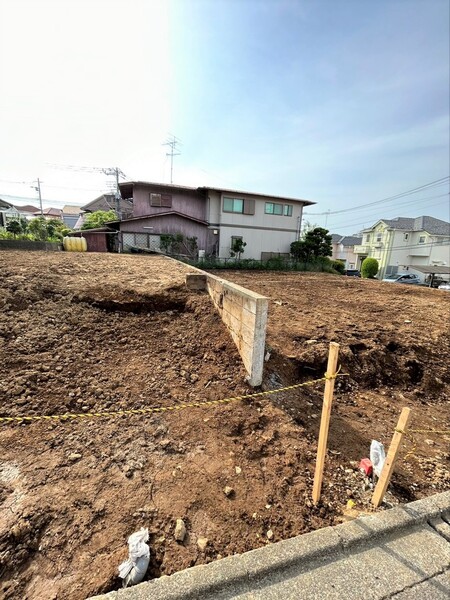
[372,407,411,508]
[312,342,340,505]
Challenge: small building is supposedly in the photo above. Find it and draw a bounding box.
[69,228,118,252]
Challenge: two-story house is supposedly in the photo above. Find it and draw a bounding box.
[353,216,450,280]
[331,234,362,269]
[114,181,315,259]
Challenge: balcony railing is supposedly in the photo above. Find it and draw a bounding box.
[408,247,431,257]
[353,245,370,254]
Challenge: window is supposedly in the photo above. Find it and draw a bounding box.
[150,193,172,207]
[265,202,291,216]
[223,197,244,213]
[419,235,426,244]
[376,233,382,242]
[404,233,409,241]
[366,234,370,242]
[223,197,255,214]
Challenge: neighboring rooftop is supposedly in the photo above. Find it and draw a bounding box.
[62,205,82,215]
[331,234,362,246]
[81,194,133,217]
[34,207,63,217]
[365,216,450,236]
[119,180,316,205]
[13,204,39,213]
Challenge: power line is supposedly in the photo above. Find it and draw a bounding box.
[326,193,450,231]
[304,176,450,217]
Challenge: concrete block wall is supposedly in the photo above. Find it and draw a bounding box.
[185,271,268,387]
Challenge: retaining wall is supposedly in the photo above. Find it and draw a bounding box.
[185,271,268,387]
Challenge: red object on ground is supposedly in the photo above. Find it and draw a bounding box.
[359,458,373,476]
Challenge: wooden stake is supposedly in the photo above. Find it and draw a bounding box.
[312,342,340,505]
[372,407,411,508]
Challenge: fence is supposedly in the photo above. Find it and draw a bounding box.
[0,239,62,252]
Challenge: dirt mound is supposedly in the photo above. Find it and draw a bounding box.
[0,253,449,600]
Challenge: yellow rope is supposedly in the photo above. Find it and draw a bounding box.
[0,372,347,426]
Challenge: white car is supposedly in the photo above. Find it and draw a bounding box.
[438,282,450,291]
[382,273,420,284]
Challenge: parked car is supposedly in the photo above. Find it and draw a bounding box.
[425,275,449,288]
[438,282,450,291]
[345,269,361,277]
[382,273,421,285]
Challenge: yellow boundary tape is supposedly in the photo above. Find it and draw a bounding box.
[0,373,347,426]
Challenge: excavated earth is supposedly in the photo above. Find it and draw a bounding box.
[0,251,449,600]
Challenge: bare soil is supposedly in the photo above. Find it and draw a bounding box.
[0,252,449,600]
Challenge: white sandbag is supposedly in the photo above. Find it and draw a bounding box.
[118,527,150,588]
[370,440,386,478]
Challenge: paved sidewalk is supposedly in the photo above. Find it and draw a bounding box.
[90,492,450,600]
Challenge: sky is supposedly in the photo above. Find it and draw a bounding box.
[0,0,449,233]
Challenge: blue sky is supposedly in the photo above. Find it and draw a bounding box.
[0,0,449,233]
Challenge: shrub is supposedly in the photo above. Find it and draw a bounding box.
[330,259,346,274]
[361,257,379,278]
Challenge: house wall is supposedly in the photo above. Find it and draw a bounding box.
[132,185,207,221]
[332,244,359,269]
[207,192,303,259]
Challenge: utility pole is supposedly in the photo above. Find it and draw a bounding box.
[32,179,43,216]
[101,167,125,220]
[163,135,181,184]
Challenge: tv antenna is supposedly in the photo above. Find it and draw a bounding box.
[163,135,181,184]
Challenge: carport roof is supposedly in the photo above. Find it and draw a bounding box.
[410,265,450,274]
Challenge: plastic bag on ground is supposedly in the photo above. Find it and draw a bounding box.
[118,527,150,588]
[370,440,386,478]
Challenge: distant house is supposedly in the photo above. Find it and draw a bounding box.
[0,198,20,227]
[13,204,40,220]
[112,181,315,258]
[331,234,362,269]
[33,207,63,221]
[62,205,82,228]
[353,216,450,280]
[73,194,133,229]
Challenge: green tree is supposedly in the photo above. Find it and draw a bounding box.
[290,227,332,261]
[46,218,68,239]
[28,217,48,241]
[6,218,26,238]
[361,257,379,278]
[230,237,247,259]
[81,210,116,230]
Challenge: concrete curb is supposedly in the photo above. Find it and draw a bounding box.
[88,490,450,600]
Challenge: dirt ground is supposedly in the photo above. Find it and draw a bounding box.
[0,252,449,600]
